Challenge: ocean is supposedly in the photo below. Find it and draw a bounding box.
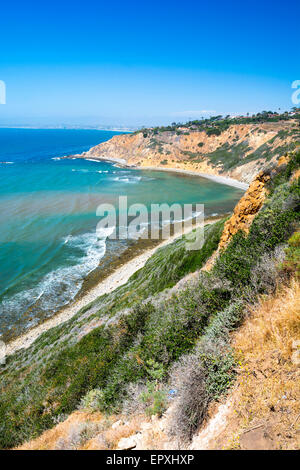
[0,128,244,339]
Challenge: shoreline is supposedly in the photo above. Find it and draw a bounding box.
[5,150,245,356]
[134,165,249,190]
[6,216,222,357]
[69,155,249,190]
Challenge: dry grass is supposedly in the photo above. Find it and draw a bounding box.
[16,411,105,450]
[236,279,300,361]
[16,411,145,450]
[16,280,300,451]
[91,415,144,450]
[227,279,300,449]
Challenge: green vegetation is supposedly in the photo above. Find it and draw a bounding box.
[214,184,298,289]
[266,150,300,193]
[0,152,299,448]
[281,231,300,278]
[0,220,225,448]
[203,129,300,171]
[168,152,299,441]
[134,109,300,140]
[139,360,167,417]
[205,142,251,170]
[135,112,300,174]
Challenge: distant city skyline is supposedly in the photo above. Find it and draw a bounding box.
[0,0,299,127]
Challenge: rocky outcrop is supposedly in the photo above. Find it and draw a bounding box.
[217,153,296,251]
[218,171,270,250]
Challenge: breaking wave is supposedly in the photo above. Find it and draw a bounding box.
[0,229,113,331]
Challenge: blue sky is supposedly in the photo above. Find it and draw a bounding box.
[0,0,299,127]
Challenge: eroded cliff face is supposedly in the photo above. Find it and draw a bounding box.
[14,157,299,451]
[77,120,300,184]
[217,154,296,250]
[218,171,270,250]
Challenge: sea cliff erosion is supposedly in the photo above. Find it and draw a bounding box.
[0,133,299,450]
[0,128,246,343]
[70,114,300,186]
[0,116,300,450]
[3,0,300,454]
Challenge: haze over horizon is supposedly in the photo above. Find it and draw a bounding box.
[0,0,299,128]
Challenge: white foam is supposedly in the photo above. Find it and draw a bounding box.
[0,230,111,324]
[72,168,110,174]
[96,225,116,239]
[63,234,71,245]
[113,176,141,183]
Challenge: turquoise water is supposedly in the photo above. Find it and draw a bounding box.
[0,128,244,338]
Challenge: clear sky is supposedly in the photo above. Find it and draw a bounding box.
[0,0,299,127]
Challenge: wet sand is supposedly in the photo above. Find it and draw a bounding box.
[6,216,223,356]
[66,155,249,190]
[133,165,249,190]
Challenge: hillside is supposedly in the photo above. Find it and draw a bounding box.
[1,148,299,450]
[17,278,300,451]
[74,113,300,184]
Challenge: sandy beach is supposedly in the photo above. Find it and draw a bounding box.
[5,154,245,357]
[6,217,221,357]
[133,165,249,190]
[67,155,249,190]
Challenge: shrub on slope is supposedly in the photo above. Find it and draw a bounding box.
[0,152,298,448]
[0,219,225,448]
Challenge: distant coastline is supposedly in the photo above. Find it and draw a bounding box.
[0,128,243,344]
[0,125,136,132]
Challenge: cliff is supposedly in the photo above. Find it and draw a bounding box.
[218,170,270,250]
[76,119,300,184]
[17,277,299,451]
[1,119,299,450]
[16,154,300,450]
[10,151,300,451]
